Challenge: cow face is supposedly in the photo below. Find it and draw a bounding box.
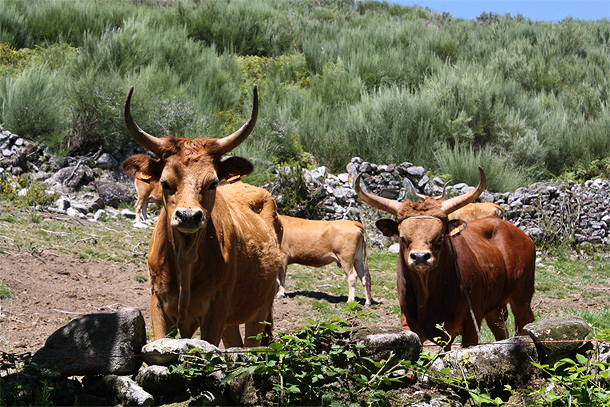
[357,167,486,273]
[123,86,257,235]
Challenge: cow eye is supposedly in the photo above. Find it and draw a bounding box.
[400,237,409,248]
[208,181,218,191]
[161,180,173,193]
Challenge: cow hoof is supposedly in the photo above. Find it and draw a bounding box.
[275,292,285,299]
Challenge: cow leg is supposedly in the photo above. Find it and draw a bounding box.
[141,199,149,223]
[276,263,287,299]
[484,305,509,341]
[222,325,244,348]
[150,293,175,340]
[135,197,146,225]
[509,298,535,336]
[244,304,274,347]
[461,318,482,348]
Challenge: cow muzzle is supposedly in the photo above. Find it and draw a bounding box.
[171,207,205,232]
[408,251,433,271]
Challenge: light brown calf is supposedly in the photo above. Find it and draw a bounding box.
[277,215,372,306]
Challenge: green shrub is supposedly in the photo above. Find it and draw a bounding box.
[0,66,69,147]
[433,144,531,192]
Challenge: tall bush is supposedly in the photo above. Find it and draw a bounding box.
[0,67,69,149]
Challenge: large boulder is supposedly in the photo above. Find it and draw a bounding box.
[32,307,146,377]
[424,336,539,388]
[96,181,133,208]
[524,315,592,364]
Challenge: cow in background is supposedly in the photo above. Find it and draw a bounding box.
[448,202,504,222]
[122,155,163,227]
[277,215,372,306]
[356,168,535,350]
[121,85,283,347]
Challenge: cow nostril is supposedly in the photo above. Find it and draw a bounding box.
[410,251,431,264]
[175,209,203,226]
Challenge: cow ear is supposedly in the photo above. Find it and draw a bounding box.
[447,219,467,237]
[217,156,254,183]
[122,154,162,182]
[376,218,399,238]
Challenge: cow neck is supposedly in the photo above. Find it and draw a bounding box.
[166,211,207,266]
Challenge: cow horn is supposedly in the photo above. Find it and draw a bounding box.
[124,86,164,157]
[215,84,258,156]
[355,174,401,216]
[408,179,427,200]
[437,180,451,199]
[408,179,449,200]
[440,167,486,214]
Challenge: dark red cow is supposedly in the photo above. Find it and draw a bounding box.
[355,168,535,349]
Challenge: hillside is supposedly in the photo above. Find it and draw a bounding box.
[0,0,609,191]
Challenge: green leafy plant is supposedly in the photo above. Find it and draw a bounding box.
[271,164,323,219]
[174,302,404,406]
[530,352,610,406]
[0,351,54,406]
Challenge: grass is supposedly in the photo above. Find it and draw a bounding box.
[0,201,151,268]
[0,281,12,300]
[283,246,610,345]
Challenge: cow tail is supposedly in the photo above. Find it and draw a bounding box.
[360,227,368,269]
[261,306,274,346]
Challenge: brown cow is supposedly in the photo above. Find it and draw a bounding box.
[277,215,372,306]
[122,156,163,227]
[448,202,504,222]
[121,85,283,347]
[355,168,535,349]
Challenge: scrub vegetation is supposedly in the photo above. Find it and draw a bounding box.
[0,0,608,191]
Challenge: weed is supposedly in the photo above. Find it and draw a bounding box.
[530,352,610,405]
[0,281,12,300]
[134,274,148,283]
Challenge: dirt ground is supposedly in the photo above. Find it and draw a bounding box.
[0,243,319,355]
[1,229,608,356]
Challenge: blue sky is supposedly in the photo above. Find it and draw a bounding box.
[391,1,610,22]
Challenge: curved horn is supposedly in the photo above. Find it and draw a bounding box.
[440,167,486,214]
[355,174,401,216]
[436,180,451,200]
[124,86,163,157]
[408,179,427,200]
[214,84,259,156]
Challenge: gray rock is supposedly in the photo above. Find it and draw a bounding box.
[524,316,591,362]
[45,164,95,190]
[82,375,154,406]
[32,307,146,377]
[141,338,221,366]
[96,153,119,170]
[353,326,421,364]
[424,336,538,387]
[96,181,133,208]
[136,365,190,396]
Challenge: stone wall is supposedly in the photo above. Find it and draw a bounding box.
[297,157,610,249]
